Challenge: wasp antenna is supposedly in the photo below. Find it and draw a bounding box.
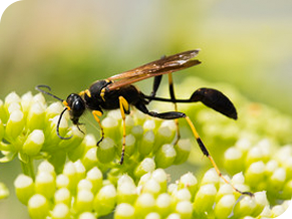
[76,123,85,135]
[56,107,73,140]
[35,85,64,102]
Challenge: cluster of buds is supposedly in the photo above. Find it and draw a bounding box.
[1,75,292,219]
[14,159,287,219]
[224,138,292,204]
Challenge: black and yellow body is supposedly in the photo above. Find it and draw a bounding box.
[36,49,253,196]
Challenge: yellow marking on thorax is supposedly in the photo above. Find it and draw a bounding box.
[79,89,91,98]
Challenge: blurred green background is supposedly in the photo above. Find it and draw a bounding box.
[0,0,291,218]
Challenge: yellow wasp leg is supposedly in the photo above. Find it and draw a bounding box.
[92,110,104,145]
[184,116,253,196]
[118,96,130,164]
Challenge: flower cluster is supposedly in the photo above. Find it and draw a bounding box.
[1,77,292,218]
[224,138,292,204]
[14,159,288,219]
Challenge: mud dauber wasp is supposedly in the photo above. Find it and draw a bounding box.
[36,49,253,196]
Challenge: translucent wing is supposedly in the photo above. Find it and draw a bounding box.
[106,49,201,91]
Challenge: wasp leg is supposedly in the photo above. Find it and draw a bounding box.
[148,74,180,144]
[149,75,162,102]
[167,73,181,145]
[119,96,130,165]
[92,110,105,146]
[135,102,253,196]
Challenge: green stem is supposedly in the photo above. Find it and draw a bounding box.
[20,158,35,180]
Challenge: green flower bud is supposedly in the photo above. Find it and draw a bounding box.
[174,139,191,165]
[56,174,70,189]
[143,119,156,132]
[134,158,156,178]
[245,161,265,189]
[37,160,55,177]
[125,116,135,133]
[54,188,71,206]
[138,172,151,188]
[14,174,35,205]
[5,109,25,140]
[102,116,120,140]
[74,160,86,183]
[177,172,198,199]
[166,213,181,219]
[75,190,94,213]
[5,92,21,109]
[134,193,155,217]
[224,147,244,174]
[114,203,135,219]
[251,191,269,217]
[245,146,266,167]
[35,171,56,199]
[175,200,193,219]
[96,137,116,163]
[51,203,70,219]
[43,115,66,147]
[45,102,63,120]
[193,184,217,216]
[138,130,155,156]
[200,168,220,187]
[283,157,292,179]
[235,138,252,154]
[271,205,286,218]
[168,183,178,195]
[155,144,176,168]
[155,193,171,217]
[268,167,286,192]
[63,161,78,191]
[265,160,278,177]
[77,179,93,192]
[93,184,117,216]
[22,130,45,156]
[78,212,96,219]
[233,195,256,218]
[131,125,143,141]
[122,134,136,159]
[215,184,233,203]
[282,179,292,199]
[260,206,273,218]
[32,92,46,106]
[172,188,192,205]
[153,126,175,153]
[142,179,161,198]
[26,102,46,130]
[57,125,85,152]
[214,194,236,219]
[117,175,137,204]
[145,212,161,219]
[0,182,9,199]
[86,167,103,194]
[151,168,168,193]
[82,147,98,171]
[28,194,49,219]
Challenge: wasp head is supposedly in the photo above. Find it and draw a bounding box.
[64,93,86,125]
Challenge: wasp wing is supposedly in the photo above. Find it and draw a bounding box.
[107,49,201,91]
